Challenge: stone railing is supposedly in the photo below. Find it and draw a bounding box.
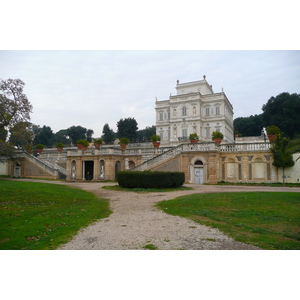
[182,142,218,152]
[220,142,271,152]
[131,145,184,171]
[131,142,272,171]
[17,151,66,177]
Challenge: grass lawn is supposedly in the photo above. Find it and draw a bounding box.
[0,180,111,250]
[156,192,300,250]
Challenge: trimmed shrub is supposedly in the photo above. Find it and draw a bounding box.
[116,171,185,189]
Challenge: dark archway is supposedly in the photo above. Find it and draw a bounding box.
[84,161,94,180]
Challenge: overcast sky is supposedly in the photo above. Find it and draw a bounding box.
[1,50,299,137]
[1,1,299,138]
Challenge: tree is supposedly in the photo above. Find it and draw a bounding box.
[233,114,263,137]
[116,117,138,142]
[86,129,94,142]
[262,93,300,139]
[52,129,71,146]
[33,125,54,147]
[0,79,32,130]
[102,123,115,144]
[67,126,93,145]
[137,125,156,142]
[0,79,33,157]
[9,122,34,153]
[234,93,300,139]
[270,133,295,184]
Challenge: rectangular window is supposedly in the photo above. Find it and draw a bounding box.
[159,133,164,140]
[159,113,163,121]
[205,128,210,138]
[216,106,220,115]
[182,129,188,138]
[205,108,210,116]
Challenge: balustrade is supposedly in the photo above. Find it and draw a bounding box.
[131,142,272,171]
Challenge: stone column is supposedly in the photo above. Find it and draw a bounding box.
[208,152,218,184]
[93,158,99,181]
[75,158,82,181]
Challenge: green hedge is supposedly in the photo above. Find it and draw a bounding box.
[116,171,185,189]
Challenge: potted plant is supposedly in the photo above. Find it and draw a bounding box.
[150,134,161,148]
[266,126,281,142]
[189,133,199,144]
[56,143,64,153]
[36,144,44,153]
[119,137,129,149]
[76,140,89,151]
[93,138,103,149]
[212,131,224,144]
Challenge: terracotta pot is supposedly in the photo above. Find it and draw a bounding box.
[152,142,160,148]
[37,149,43,153]
[57,148,63,153]
[267,135,277,142]
[94,143,101,149]
[214,138,222,144]
[190,139,198,144]
[77,144,88,151]
[120,144,127,149]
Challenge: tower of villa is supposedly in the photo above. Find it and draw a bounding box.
[155,76,234,146]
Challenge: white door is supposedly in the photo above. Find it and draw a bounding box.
[194,167,204,184]
[15,167,21,178]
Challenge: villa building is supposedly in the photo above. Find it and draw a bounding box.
[155,76,234,146]
[3,76,300,184]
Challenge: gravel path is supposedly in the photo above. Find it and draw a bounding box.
[54,182,300,250]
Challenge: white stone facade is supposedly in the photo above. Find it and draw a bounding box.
[155,76,234,146]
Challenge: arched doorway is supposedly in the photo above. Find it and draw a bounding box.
[83,161,94,180]
[14,161,21,178]
[194,160,204,184]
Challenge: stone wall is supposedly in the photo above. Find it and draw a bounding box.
[8,158,58,179]
[141,150,279,184]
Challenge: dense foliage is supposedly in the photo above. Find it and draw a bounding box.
[234,93,300,139]
[116,117,138,142]
[270,134,296,183]
[117,171,185,189]
[0,79,33,157]
[67,125,94,144]
[233,114,263,137]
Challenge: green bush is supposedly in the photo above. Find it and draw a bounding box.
[76,140,89,147]
[116,171,185,189]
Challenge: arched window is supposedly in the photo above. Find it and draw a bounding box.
[227,158,236,178]
[194,160,203,165]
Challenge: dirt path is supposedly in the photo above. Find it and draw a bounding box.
[58,182,300,250]
[4,179,299,250]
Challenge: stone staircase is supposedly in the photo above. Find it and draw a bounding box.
[18,151,67,179]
